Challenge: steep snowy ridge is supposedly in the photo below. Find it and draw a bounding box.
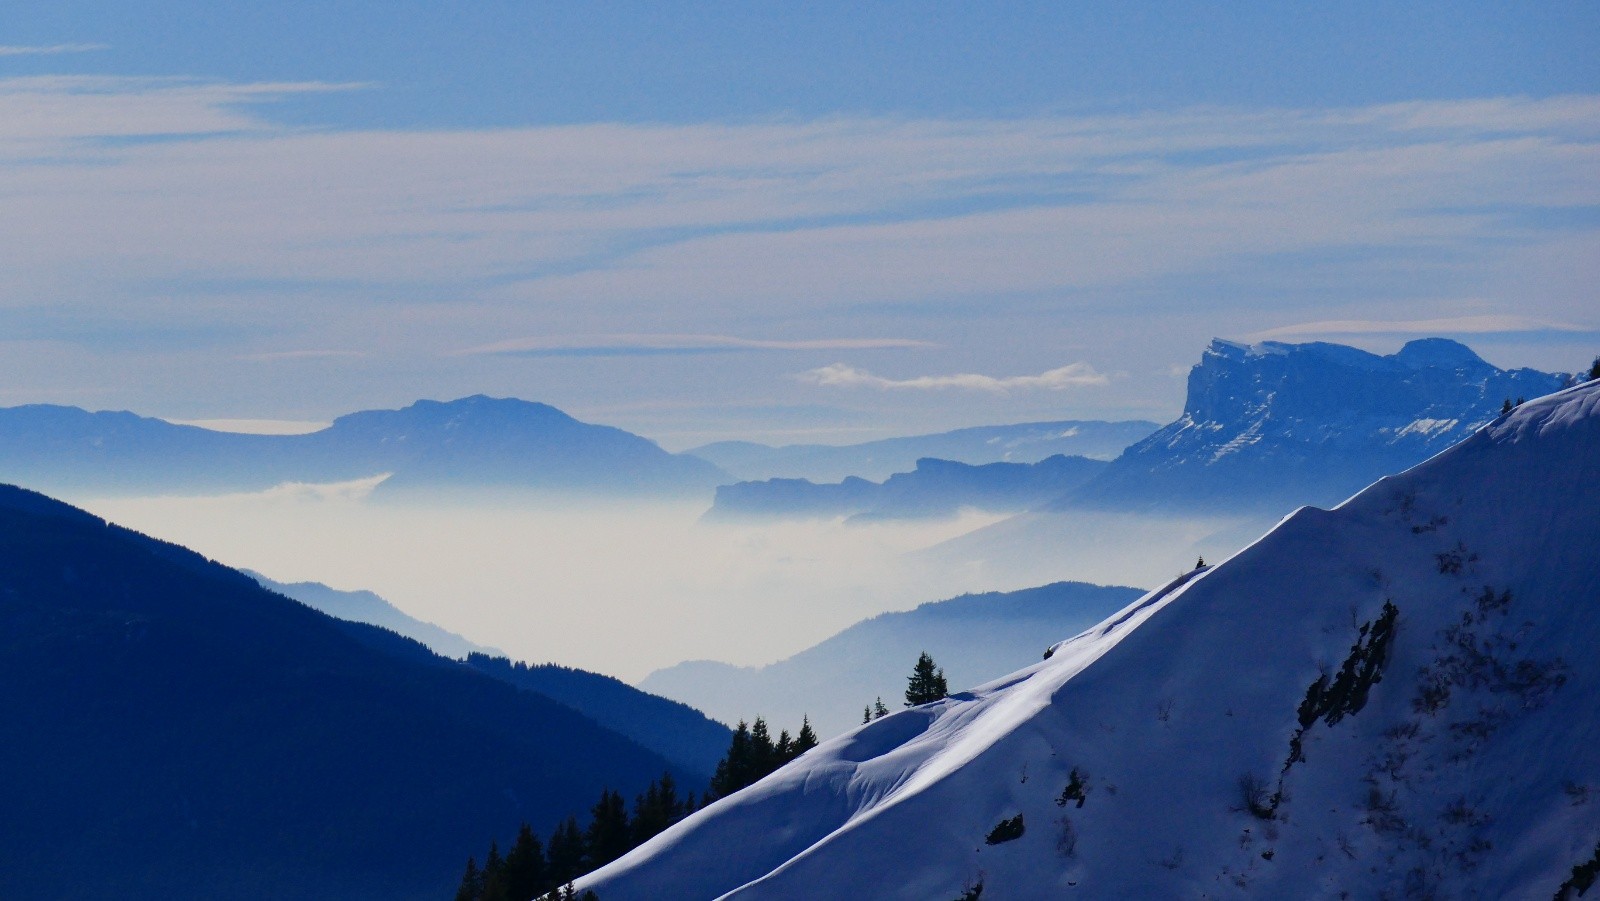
[582,380,1600,900]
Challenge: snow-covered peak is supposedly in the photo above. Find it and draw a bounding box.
[1069,337,1568,511]
[581,380,1600,899]
[1392,337,1490,371]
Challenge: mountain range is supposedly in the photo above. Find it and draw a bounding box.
[580,375,1600,900]
[918,337,1573,592]
[688,419,1158,483]
[639,581,1145,738]
[0,395,726,498]
[247,571,500,660]
[1064,337,1569,513]
[706,454,1109,521]
[0,486,716,901]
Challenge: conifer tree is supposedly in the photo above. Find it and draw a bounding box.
[905,652,949,706]
[873,696,890,718]
[710,720,753,797]
[454,857,483,901]
[504,822,547,900]
[793,716,819,757]
[749,717,776,776]
[584,789,632,869]
[480,843,508,901]
[1590,356,1600,381]
[546,816,585,887]
[631,772,685,845]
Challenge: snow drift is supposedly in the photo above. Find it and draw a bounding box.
[581,381,1600,900]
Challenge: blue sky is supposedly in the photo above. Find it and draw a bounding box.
[2,4,1597,444]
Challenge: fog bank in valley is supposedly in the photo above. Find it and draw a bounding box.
[80,481,1018,682]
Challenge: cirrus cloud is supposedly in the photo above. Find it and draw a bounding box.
[1248,315,1597,341]
[800,362,1108,392]
[461,334,937,357]
[0,43,107,57]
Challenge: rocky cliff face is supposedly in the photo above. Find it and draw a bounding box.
[1067,338,1568,512]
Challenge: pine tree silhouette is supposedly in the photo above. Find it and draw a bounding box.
[793,717,819,757]
[454,857,483,901]
[905,652,949,706]
[584,789,632,870]
[504,823,547,901]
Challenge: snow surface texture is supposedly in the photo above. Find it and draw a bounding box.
[581,381,1600,900]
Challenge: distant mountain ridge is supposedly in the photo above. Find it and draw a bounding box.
[247,571,499,660]
[0,483,700,901]
[707,454,1109,521]
[0,395,727,497]
[640,581,1144,737]
[1064,337,1569,512]
[689,419,1158,482]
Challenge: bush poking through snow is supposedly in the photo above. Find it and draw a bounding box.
[1057,768,1090,808]
[1288,601,1399,769]
[1239,773,1276,821]
[950,878,984,901]
[985,815,1025,845]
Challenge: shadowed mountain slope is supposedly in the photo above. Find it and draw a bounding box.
[0,486,697,901]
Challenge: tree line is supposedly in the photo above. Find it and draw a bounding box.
[453,651,949,899]
[452,716,816,900]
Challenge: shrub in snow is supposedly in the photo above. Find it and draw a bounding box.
[1057,768,1090,809]
[984,815,1025,845]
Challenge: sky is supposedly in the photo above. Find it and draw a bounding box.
[2,3,1598,447]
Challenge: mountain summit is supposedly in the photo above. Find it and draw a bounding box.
[580,379,1600,900]
[1066,337,1567,512]
[0,395,726,497]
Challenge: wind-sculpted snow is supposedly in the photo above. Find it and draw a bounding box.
[582,380,1600,900]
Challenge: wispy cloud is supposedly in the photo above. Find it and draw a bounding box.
[461,334,936,357]
[0,43,107,56]
[1249,315,1597,341]
[800,362,1107,392]
[0,75,1595,422]
[238,350,368,362]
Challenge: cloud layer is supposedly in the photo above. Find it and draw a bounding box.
[1248,315,1597,341]
[1,74,1595,431]
[462,334,936,356]
[0,44,107,56]
[801,362,1107,392]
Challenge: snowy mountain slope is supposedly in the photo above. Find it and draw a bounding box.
[580,380,1600,900]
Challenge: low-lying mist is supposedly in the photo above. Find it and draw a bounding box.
[77,480,1275,685]
[79,481,1013,682]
